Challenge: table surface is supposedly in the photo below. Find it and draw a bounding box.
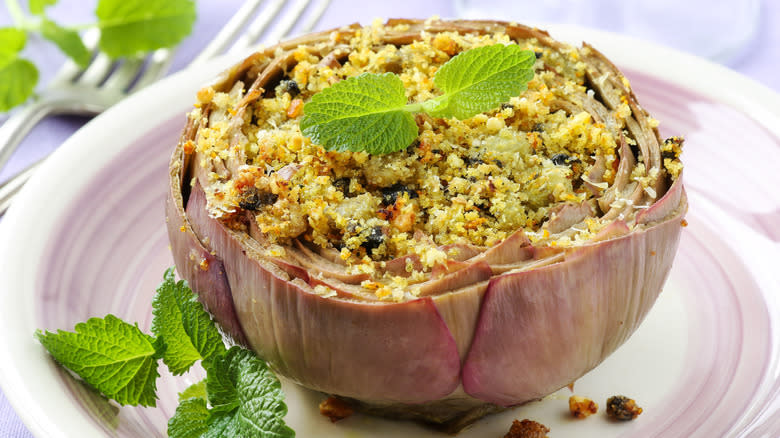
[1,0,778,436]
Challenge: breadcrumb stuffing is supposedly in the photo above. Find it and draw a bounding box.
[190,20,683,301]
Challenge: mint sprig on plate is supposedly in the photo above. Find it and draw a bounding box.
[36,268,294,438]
[300,43,536,155]
[0,0,196,112]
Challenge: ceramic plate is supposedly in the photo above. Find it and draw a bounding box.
[0,25,778,437]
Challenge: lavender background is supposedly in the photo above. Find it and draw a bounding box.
[0,0,778,436]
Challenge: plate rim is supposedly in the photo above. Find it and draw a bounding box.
[0,23,779,437]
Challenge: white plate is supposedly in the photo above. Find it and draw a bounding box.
[0,25,779,437]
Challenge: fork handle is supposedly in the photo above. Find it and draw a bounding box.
[0,95,107,172]
[0,100,55,172]
[0,159,38,216]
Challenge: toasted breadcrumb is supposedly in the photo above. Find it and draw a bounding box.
[606,395,643,421]
[503,419,550,438]
[569,395,598,418]
[319,396,354,422]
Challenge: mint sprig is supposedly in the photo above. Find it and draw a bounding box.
[301,43,536,155]
[151,268,223,374]
[36,268,295,438]
[0,0,197,112]
[36,315,160,407]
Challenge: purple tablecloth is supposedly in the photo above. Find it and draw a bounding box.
[0,0,778,436]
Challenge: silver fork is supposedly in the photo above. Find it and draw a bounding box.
[0,0,331,215]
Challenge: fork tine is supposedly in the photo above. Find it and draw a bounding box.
[77,52,115,86]
[228,0,286,55]
[190,0,265,67]
[298,0,331,33]
[101,57,146,92]
[128,48,174,92]
[263,0,313,43]
[48,28,101,86]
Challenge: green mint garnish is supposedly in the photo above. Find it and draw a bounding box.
[169,349,295,438]
[151,268,224,375]
[35,315,160,407]
[195,347,294,437]
[168,397,211,438]
[421,43,536,119]
[301,43,536,155]
[36,269,295,438]
[299,72,418,155]
[1,0,197,112]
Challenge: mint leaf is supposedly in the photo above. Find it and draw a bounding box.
[168,397,211,438]
[0,28,26,66]
[179,379,208,402]
[152,268,224,375]
[300,44,535,155]
[168,348,294,438]
[28,0,57,15]
[207,347,294,438]
[424,44,535,120]
[300,72,418,155]
[40,19,90,68]
[35,315,160,407]
[96,0,196,58]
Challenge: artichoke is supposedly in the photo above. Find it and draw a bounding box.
[166,18,687,432]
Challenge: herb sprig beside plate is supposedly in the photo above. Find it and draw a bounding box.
[36,268,295,438]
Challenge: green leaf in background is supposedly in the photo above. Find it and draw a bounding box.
[35,315,160,407]
[28,0,57,15]
[0,58,38,112]
[424,43,536,120]
[0,27,27,65]
[96,0,196,58]
[300,72,418,155]
[152,268,225,375]
[40,19,90,67]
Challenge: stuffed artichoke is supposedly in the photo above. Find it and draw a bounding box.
[166,18,687,432]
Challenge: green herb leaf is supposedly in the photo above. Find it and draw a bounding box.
[0,27,27,66]
[152,268,224,375]
[424,44,535,119]
[38,270,295,437]
[300,72,418,155]
[96,0,196,58]
[300,44,536,155]
[40,19,90,68]
[206,347,295,438]
[0,58,38,112]
[35,315,160,407]
[178,379,208,402]
[28,0,57,15]
[168,397,211,438]
[0,28,37,111]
